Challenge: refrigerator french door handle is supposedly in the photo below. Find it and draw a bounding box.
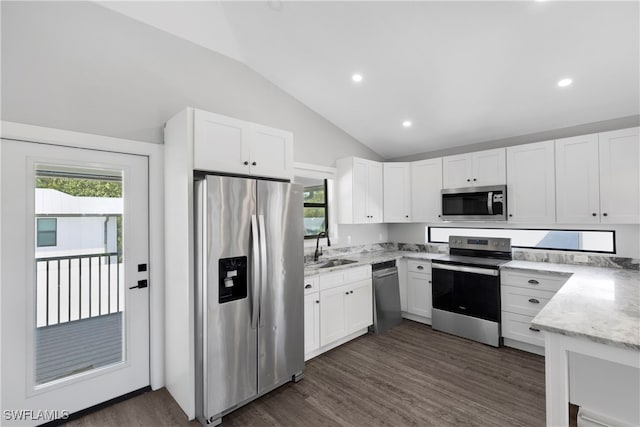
[251,215,260,330]
[258,214,268,328]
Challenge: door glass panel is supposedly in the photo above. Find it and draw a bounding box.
[34,167,125,385]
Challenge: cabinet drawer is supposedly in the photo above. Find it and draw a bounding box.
[501,286,555,317]
[319,265,371,291]
[501,312,545,347]
[407,260,431,274]
[304,276,320,294]
[501,270,569,292]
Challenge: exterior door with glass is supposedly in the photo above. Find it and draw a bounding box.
[1,140,149,426]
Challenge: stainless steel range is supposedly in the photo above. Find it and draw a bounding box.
[431,236,512,347]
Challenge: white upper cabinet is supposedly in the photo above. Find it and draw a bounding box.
[410,158,443,222]
[193,109,293,179]
[556,134,601,224]
[507,141,556,224]
[383,163,411,222]
[249,123,294,180]
[599,128,640,224]
[336,157,383,224]
[442,153,472,189]
[443,148,506,188]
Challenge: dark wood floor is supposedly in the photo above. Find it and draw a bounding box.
[65,320,550,426]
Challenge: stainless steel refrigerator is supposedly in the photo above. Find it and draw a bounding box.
[194,175,304,426]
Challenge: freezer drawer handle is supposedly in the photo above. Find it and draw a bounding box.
[528,298,540,304]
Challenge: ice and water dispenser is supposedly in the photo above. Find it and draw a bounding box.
[218,256,248,303]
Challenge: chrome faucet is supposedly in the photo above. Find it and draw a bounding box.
[314,231,330,261]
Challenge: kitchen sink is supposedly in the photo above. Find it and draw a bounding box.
[315,258,358,268]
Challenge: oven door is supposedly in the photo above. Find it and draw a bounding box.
[431,263,501,322]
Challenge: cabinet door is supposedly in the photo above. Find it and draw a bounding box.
[443,154,472,189]
[556,134,600,224]
[352,158,370,224]
[473,148,506,186]
[193,110,250,174]
[319,285,348,346]
[411,158,443,222]
[304,293,320,355]
[507,141,555,223]
[249,124,293,180]
[407,273,432,319]
[367,162,384,223]
[346,280,373,334]
[383,163,411,222]
[599,128,640,224]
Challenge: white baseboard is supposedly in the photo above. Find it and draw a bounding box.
[503,338,545,356]
[304,327,370,361]
[402,312,431,325]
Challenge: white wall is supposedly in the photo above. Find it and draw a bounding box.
[0,1,381,167]
[388,222,640,259]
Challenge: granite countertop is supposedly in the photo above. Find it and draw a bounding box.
[304,250,444,276]
[504,261,640,351]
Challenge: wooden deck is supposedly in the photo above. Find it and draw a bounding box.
[35,312,122,384]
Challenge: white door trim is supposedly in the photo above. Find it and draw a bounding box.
[1,121,165,390]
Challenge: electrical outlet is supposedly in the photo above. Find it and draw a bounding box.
[574,254,589,263]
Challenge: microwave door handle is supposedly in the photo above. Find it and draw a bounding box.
[487,192,493,215]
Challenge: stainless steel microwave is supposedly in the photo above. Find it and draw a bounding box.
[441,185,507,221]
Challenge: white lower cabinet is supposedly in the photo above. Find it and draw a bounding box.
[501,269,569,352]
[304,265,373,360]
[304,293,320,357]
[403,260,432,324]
[407,273,432,320]
[319,285,349,346]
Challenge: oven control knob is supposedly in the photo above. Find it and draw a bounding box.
[493,242,498,246]
[501,242,506,246]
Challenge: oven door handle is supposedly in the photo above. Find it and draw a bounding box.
[432,263,499,276]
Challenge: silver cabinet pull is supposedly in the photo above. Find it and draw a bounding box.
[528,298,540,304]
[528,279,539,285]
[529,326,540,332]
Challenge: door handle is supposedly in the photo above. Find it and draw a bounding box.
[528,298,540,304]
[258,214,268,328]
[251,215,260,329]
[487,191,494,215]
[305,284,313,289]
[129,279,148,290]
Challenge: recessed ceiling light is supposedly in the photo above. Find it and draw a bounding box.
[402,120,412,128]
[352,73,363,83]
[557,78,573,87]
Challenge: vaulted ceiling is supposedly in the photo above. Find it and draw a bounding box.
[99,1,639,159]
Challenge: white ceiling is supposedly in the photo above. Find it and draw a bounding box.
[99,1,639,159]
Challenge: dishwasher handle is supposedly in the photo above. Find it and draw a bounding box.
[373,268,398,279]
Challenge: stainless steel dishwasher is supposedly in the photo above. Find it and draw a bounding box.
[370,260,402,334]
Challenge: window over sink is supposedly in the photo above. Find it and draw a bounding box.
[302,179,329,239]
